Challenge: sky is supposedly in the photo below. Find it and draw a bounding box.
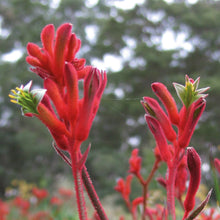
[1,0,199,66]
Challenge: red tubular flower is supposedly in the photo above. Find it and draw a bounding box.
[37,102,69,136]
[0,200,9,220]
[29,211,53,220]
[26,23,91,84]
[64,63,79,130]
[32,187,48,201]
[178,98,206,148]
[183,147,201,219]
[129,149,142,175]
[214,158,220,175]
[151,82,179,125]
[50,196,63,206]
[141,97,176,142]
[13,196,30,215]
[114,175,133,202]
[58,188,73,199]
[175,155,187,201]
[44,78,67,121]
[75,68,107,142]
[145,114,172,163]
[132,197,143,217]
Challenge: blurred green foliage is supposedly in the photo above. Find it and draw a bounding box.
[0,0,220,202]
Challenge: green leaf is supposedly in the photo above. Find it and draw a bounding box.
[186,189,212,220]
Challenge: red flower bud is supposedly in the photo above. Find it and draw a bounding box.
[175,155,187,200]
[76,68,107,142]
[151,82,179,125]
[178,98,206,148]
[37,103,68,136]
[183,147,201,218]
[115,175,133,202]
[44,78,67,121]
[64,63,79,129]
[142,97,176,142]
[129,149,142,175]
[145,115,172,163]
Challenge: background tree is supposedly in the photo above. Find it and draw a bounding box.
[0,0,219,200]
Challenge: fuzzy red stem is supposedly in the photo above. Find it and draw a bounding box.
[71,147,87,220]
[141,159,160,220]
[82,165,109,220]
[167,163,178,220]
[167,145,182,220]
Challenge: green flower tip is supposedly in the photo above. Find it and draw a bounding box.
[9,81,46,116]
[173,75,210,108]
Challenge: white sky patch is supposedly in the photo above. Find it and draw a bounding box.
[126,118,136,126]
[2,49,23,62]
[160,30,193,52]
[164,0,199,4]
[91,54,123,72]
[114,88,125,99]
[85,25,99,44]
[49,0,61,9]
[120,47,133,61]
[85,0,99,8]
[108,0,145,10]
[202,163,210,172]
[0,16,10,39]
[0,110,12,127]
[128,136,141,147]
[146,10,165,23]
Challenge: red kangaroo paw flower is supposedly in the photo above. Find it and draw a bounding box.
[151,82,179,125]
[183,147,201,219]
[214,158,220,175]
[53,23,72,82]
[145,114,171,163]
[76,68,107,142]
[37,103,68,136]
[178,98,206,148]
[44,78,67,120]
[27,43,49,68]
[129,149,142,175]
[66,33,81,62]
[64,63,79,130]
[132,197,143,216]
[156,177,167,188]
[142,97,176,142]
[26,23,88,85]
[175,155,187,200]
[41,24,55,57]
[115,175,133,202]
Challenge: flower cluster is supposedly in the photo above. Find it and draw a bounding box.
[9,22,217,220]
[9,23,107,220]
[0,183,75,220]
[141,76,209,218]
[115,76,210,220]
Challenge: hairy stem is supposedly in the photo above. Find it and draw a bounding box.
[82,166,109,220]
[71,151,87,220]
[140,159,160,220]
